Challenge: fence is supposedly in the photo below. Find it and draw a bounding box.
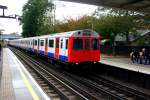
[100,45,150,56]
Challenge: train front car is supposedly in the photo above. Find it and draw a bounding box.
[68,29,100,65]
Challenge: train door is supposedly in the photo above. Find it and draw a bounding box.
[33,39,34,52]
[30,40,33,50]
[59,38,64,61]
[37,39,40,53]
[39,39,45,55]
[64,38,68,62]
[48,38,55,58]
[55,38,59,59]
[45,38,48,56]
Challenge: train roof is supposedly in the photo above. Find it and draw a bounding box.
[10,29,99,41]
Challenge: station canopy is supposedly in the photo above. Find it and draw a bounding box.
[61,0,150,13]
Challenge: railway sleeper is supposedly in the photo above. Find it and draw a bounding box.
[36,79,43,82]
[40,84,48,86]
[45,89,55,93]
[63,91,73,96]
[55,84,62,88]
[47,93,59,97]
[43,86,50,89]
[37,81,44,83]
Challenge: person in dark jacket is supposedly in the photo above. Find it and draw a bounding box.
[142,48,149,65]
[138,50,143,64]
[134,50,139,63]
[146,51,150,65]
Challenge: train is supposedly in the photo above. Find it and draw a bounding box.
[9,29,100,65]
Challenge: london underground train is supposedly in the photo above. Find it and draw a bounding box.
[9,29,100,65]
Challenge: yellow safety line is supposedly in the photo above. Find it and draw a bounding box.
[12,52,39,100]
[18,67,39,100]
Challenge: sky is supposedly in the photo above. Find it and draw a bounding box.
[0,0,97,35]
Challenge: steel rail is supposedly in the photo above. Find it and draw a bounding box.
[10,47,96,100]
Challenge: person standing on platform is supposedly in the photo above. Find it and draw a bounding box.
[136,50,140,63]
[142,48,149,65]
[130,50,135,63]
[139,50,143,64]
[146,51,150,65]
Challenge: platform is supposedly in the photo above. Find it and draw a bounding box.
[100,55,150,75]
[0,48,50,100]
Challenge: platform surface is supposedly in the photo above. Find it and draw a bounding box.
[100,54,150,75]
[0,48,50,100]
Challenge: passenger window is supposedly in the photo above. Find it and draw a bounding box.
[49,40,54,47]
[40,40,44,46]
[91,39,99,50]
[66,39,68,49]
[73,39,82,50]
[85,39,90,50]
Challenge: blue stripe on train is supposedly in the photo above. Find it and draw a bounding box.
[36,51,68,62]
[27,48,32,51]
[59,55,68,62]
[39,50,45,55]
[48,52,54,58]
[48,52,68,62]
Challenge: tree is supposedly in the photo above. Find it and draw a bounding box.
[92,7,142,55]
[54,15,94,32]
[22,0,55,37]
[93,7,142,44]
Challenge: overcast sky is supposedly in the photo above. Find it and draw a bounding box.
[0,0,97,34]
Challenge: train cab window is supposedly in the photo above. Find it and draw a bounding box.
[35,40,37,46]
[49,39,54,47]
[40,40,44,46]
[66,39,68,49]
[85,39,90,50]
[91,39,99,50]
[73,39,83,50]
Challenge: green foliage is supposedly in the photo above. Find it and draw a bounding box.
[22,0,55,37]
[54,7,140,43]
[93,7,142,43]
[133,36,150,46]
[54,16,92,32]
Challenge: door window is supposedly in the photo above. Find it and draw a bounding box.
[60,39,63,48]
[56,38,59,48]
[66,39,68,49]
[35,40,37,46]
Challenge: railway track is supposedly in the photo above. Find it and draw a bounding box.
[87,74,150,100]
[10,47,99,100]
[10,47,150,100]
